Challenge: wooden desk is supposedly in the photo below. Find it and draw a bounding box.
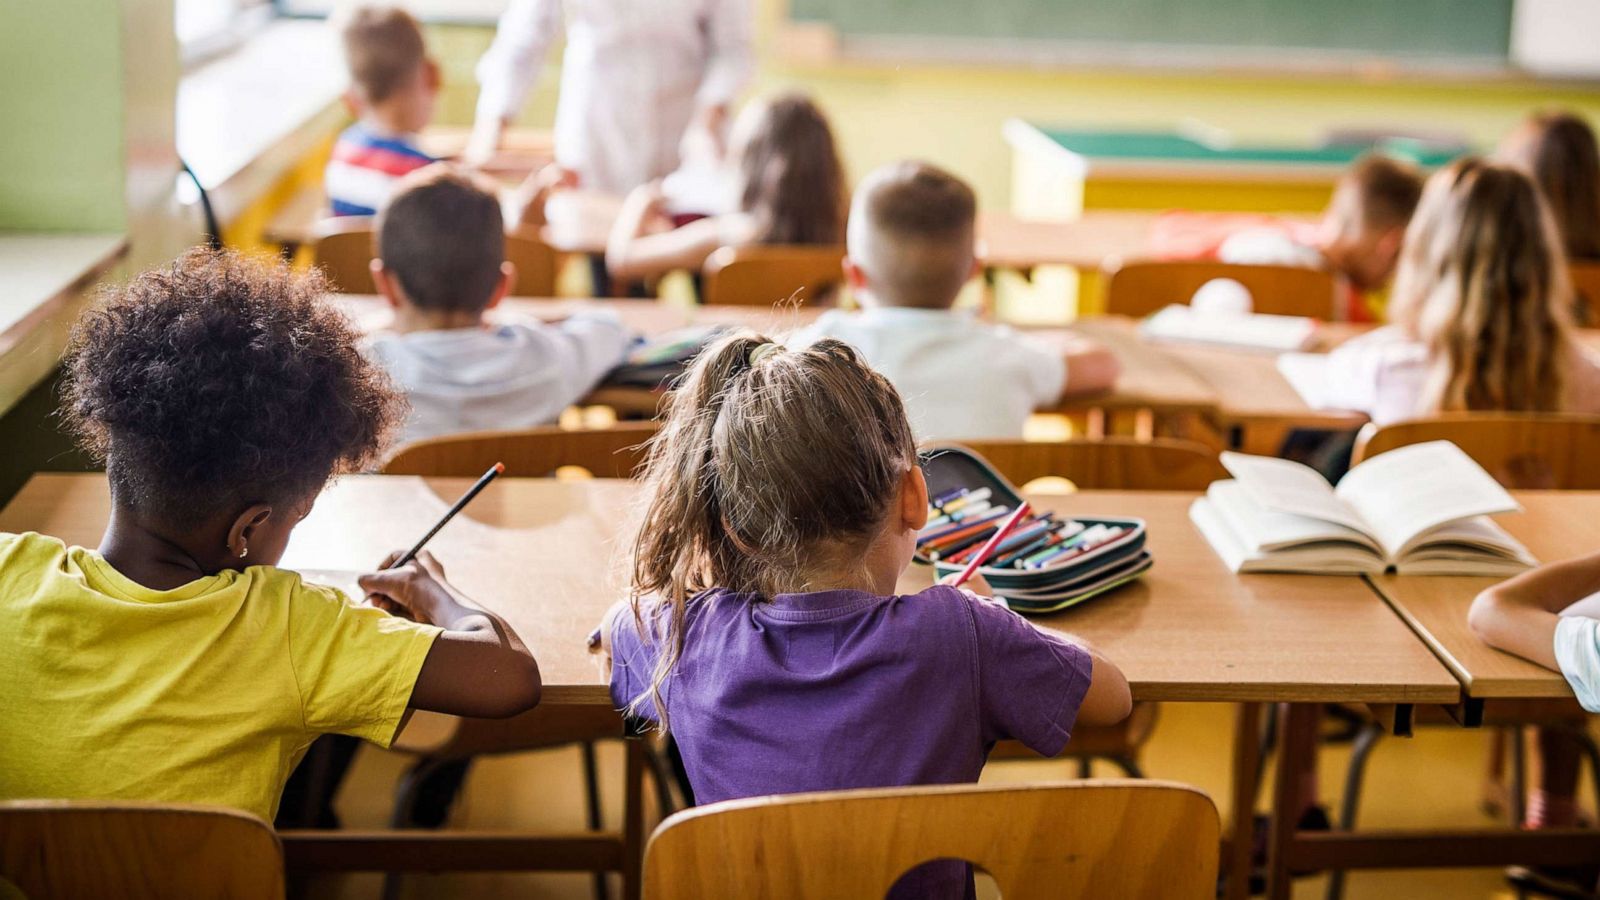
[0,476,1456,711]
[1072,316,1369,451]
[1370,493,1600,703]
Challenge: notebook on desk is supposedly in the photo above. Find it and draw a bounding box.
[1191,440,1535,576]
[1141,305,1319,353]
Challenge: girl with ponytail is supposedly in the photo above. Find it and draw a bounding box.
[592,332,1130,899]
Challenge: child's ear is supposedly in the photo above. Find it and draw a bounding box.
[423,58,442,93]
[371,260,402,309]
[487,261,515,310]
[226,504,274,562]
[843,257,868,291]
[901,466,929,532]
[341,88,363,117]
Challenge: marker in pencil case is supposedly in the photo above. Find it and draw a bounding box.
[918,507,1011,548]
[1019,525,1101,568]
[991,526,1071,568]
[930,487,970,508]
[388,462,505,569]
[998,519,1087,565]
[922,500,996,531]
[946,518,1059,566]
[921,524,1005,559]
[950,502,1033,588]
[927,526,1002,561]
[938,488,992,515]
[920,504,1008,540]
[1026,525,1125,570]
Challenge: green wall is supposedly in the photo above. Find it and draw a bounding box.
[0,0,126,231]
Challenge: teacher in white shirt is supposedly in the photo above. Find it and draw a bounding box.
[469,0,755,195]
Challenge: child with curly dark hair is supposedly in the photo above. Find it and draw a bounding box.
[0,249,541,823]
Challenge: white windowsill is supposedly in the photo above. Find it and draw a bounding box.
[176,18,348,227]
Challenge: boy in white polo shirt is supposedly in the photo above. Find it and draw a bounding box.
[790,160,1118,442]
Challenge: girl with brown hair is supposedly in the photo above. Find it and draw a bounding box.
[1497,111,1600,263]
[604,93,847,282]
[592,332,1130,899]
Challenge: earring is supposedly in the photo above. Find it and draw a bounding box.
[238,545,249,560]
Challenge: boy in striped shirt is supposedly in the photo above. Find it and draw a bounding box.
[327,7,439,217]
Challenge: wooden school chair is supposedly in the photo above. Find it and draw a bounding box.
[382,423,660,478]
[943,438,1225,778]
[1352,412,1600,490]
[0,800,284,900]
[700,244,845,307]
[1330,412,1600,900]
[642,780,1220,900]
[310,218,559,297]
[1102,259,1339,319]
[1569,260,1600,326]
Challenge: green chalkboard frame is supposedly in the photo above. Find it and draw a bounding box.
[789,0,1514,70]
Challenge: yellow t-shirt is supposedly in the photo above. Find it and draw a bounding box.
[0,532,441,822]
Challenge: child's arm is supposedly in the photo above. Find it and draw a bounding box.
[1468,551,1600,670]
[504,163,579,231]
[604,182,728,281]
[1060,337,1122,398]
[1060,635,1134,726]
[359,551,542,719]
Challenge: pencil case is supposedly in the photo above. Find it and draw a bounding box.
[915,444,1151,615]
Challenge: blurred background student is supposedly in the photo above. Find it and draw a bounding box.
[604,93,847,286]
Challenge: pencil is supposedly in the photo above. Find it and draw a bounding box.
[389,462,505,569]
[950,502,1032,587]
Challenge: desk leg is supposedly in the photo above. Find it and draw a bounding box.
[1225,702,1263,900]
[622,739,645,900]
[1267,703,1319,900]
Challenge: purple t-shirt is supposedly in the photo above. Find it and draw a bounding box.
[609,584,1093,898]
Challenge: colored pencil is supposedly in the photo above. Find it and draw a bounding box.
[951,502,1032,587]
[389,462,505,569]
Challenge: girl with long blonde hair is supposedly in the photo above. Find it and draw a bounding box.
[1314,157,1600,424]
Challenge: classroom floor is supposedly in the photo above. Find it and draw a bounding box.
[305,703,1596,900]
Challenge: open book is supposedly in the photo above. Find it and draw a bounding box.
[1191,441,1535,575]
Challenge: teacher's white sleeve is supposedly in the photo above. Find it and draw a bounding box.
[694,0,755,110]
[475,0,563,125]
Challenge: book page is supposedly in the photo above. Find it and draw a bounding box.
[1335,441,1520,559]
[1220,451,1371,534]
[1208,481,1379,553]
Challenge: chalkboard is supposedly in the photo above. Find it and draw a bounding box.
[790,0,1514,67]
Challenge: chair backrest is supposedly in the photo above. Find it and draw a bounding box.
[1571,261,1600,326]
[0,800,284,900]
[382,423,660,478]
[1351,412,1600,489]
[311,216,378,294]
[643,780,1219,900]
[312,219,558,297]
[950,438,1227,491]
[701,244,845,307]
[1103,259,1339,319]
